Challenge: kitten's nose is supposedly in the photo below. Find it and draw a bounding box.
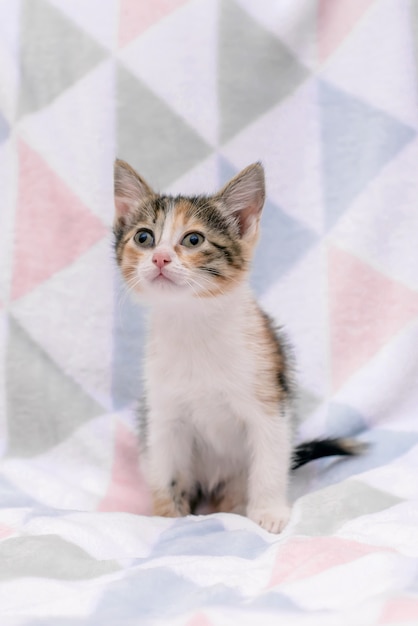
[152,251,172,269]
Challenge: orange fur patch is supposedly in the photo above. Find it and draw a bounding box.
[151,490,181,517]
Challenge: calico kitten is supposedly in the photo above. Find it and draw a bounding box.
[113,159,360,533]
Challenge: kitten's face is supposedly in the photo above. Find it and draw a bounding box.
[114,161,265,301]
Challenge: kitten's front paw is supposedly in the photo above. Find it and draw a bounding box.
[152,485,190,518]
[247,504,291,534]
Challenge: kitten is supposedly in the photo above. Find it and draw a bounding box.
[113,159,361,533]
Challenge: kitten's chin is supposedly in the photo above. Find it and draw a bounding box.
[139,273,190,302]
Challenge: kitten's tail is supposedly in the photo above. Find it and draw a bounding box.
[291,437,367,470]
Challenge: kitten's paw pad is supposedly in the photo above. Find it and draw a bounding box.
[247,505,291,534]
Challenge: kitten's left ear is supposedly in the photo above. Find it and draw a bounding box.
[216,163,265,239]
[114,159,154,227]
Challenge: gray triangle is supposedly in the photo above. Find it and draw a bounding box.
[0,535,119,581]
[320,80,416,228]
[219,0,309,143]
[0,110,9,144]
[294,387,323,423]
[293,479,402,536]
[117,64,212,190]
[6,316,103,457]
[19,0,107,116]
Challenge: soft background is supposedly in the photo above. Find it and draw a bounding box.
[1,0,418,624]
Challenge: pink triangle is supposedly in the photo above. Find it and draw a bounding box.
[318,0,376,61]
[12,141,106,300]
[118,0,190,47]
[379,597,418,624]
[185,614,213,626]
[98,421,151,514]
[0,523,15,540]
[329,246,418,391]
[269,536,386,587]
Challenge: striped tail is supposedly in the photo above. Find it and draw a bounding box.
[292,438,367,470]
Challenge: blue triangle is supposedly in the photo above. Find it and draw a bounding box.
[217,154,238,187]
[144,517,268,560]
[250,200,317,296]
[0,111,9,144]
[111,271,145,409]
[315,428,418,490]
[319,80,416,229]
[327,402,368,437]
[217,159,316,296]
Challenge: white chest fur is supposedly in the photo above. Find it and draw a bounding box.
[144,289,261,485]
[145,289,258,412]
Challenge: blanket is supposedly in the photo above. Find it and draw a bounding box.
[1,1,418,624]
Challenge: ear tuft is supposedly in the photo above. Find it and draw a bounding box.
[216,163,265,238]
[114,159,153,225]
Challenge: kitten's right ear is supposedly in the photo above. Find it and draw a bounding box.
[114,159,154,226]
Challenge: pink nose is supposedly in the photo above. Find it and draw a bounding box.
[152,251,172,269]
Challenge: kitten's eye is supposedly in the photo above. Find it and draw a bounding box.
[134,229,154,248]
[181,232,205,248]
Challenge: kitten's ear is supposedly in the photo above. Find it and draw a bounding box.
[114,159,154,226]
[216,163,265,239]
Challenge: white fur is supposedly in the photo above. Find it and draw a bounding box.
[142,284,292,533]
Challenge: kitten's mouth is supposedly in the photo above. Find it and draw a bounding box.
[151,270,176,285]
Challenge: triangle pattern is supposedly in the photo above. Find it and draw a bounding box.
[218,0,309,143]
[2,414,115,510]
[119,0,218,147]
[261,243,330,399]
[251,199,318,296]
[167,152,220,196]
[332,318,418,434]
[98,420,151,514]
[320,0,418,128]
[6,316,104,457]
[317,429,418,489]
[48,0,117,51]
[112,271,146,409]
[293,479,402,536]
[118,0,190,48]
[222,78,324,235]
[20,59,116,224]
[11,239,114,409]
[19,0,107,116]
[294,387,324,425]
[331,139,418,293]
[318,0,376,61]
[235,0,318,70]
[117,64,212,189]
[328,245,418,391]
[213,156,319,296]
[320,80,416,229]
[0,474,41,508]
[0,0,20,121]
[360,445,418,501]
[379,597,418,625]
[12,140,107,300]
[327,402,368,437]
[269,536,384,586]
[217,154,237,184]
[186,614,213,626]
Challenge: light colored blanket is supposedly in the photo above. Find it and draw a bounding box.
[1,1,418,623]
